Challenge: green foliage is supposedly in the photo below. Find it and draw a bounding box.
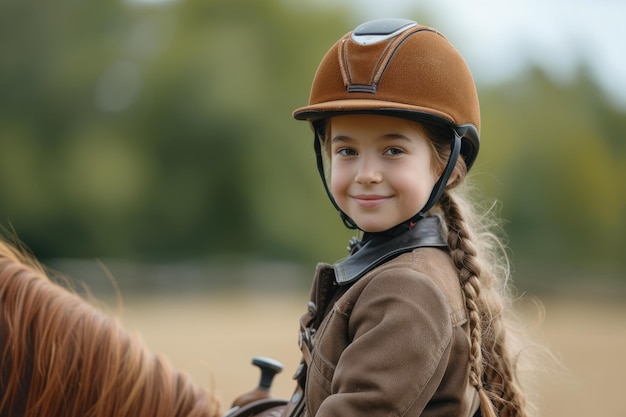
[480,67,625,272]
[0,0,352,264]
[0,1,623,287]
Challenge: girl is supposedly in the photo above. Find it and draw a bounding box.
[230,17,530,417]
[288,17,531,417]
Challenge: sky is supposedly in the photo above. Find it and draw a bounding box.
[348,0,626,110]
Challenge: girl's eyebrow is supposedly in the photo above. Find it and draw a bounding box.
[330,135,351,143]
[331,133,411,143]
[382,133,411,142]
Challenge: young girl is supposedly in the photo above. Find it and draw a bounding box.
[230,17,530,417]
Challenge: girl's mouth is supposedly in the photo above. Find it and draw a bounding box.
[352,195,391,207]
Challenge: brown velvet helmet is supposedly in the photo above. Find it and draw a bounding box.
[293,18,480,169]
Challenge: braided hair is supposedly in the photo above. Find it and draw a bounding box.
[425,123,529,417]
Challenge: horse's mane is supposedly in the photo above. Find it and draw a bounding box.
[0,239,221,417]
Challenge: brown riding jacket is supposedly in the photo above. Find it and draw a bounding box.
[288,217,480,417]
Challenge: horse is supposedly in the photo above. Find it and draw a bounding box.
[0,238,221,417]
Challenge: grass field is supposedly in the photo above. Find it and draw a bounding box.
[117,292,626,417]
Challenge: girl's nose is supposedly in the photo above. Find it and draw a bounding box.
[355,157,382,184]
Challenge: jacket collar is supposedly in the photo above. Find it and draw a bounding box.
[334,216,447,285]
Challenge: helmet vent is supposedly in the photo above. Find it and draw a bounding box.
[351,18,418,45]
[347,84,377,94]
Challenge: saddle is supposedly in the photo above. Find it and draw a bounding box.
[222,357,290,417]
[223,398,287,417]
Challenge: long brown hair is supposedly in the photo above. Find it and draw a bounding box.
[425,122,531,417]
[0,238,220,417]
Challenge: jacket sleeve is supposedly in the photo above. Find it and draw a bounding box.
[315,267,453,417]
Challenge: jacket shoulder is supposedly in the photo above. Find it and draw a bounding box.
[356,248,467,327]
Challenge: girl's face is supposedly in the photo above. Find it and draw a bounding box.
[328,114,439,233]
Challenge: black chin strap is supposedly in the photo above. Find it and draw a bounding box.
[314,136,358,229]
[410,132,461,223]
[313,131,461,233]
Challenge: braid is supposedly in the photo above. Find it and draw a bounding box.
[438,190,528,417]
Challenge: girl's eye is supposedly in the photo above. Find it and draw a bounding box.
[337,148,357,156]
[384,147,404,156]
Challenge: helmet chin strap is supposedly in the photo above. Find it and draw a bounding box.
[314,135,359,229]
[410,132,461,224]
[313,131,461,232]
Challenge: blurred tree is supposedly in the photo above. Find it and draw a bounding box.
[0,0,623,288]
[0,0,352,265]
[480,66,625,277]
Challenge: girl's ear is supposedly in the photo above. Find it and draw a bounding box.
[434,161,458,186]
[446,171,459,186]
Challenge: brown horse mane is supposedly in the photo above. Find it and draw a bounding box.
[0,238,221,417]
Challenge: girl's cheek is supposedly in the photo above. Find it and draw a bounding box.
[329,170,345,195]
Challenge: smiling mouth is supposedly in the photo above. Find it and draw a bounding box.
[352,195,391,207]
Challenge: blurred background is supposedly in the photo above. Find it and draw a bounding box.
[0,0,624,415]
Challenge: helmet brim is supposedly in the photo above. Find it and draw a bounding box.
[293,99,456,124]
